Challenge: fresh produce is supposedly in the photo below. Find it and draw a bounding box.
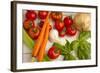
[32,13,50,57]
[28,27,40,40]
[23,19,35,30]
[53,31,91,60]
[49,29,59,42]
[23,29,50,61]
[51,12,62,21]
[38,11,48,19]
[23,10,91,62]
[73,13,91,31]
[71,31,91,59]
[38,20,44,28]
[54,21,64,31]
[49,25,52,31]
[64,16,73,28]
[48,46,61,59]
[53,41,76,60]
[59,27,66,37]
[23,28,34,49]
[49,29,66,45]
[66,27,77,36]
[26,10,37,20]
[43,55,50,61]
[39,20,52,31]
[37,23,50,61]
[59,31,66,37]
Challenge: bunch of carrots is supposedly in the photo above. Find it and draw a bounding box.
[32,12,50,62]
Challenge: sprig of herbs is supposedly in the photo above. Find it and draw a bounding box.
[53,31,91,60]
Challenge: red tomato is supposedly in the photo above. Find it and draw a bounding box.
[59,27,66,37]
[48,46,61,59]
[26,10,37,20]
[54,21,64,31]
[38,11,48,19]
[39,20,52,31]
[38,20,45,28]
[28,27,40,39]
[23,19,35,30]
[64,16,73,28]
[51,12,62,21]
[66,27,77,36]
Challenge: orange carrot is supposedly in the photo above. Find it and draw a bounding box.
[32,13,50,57]
[37,23,50,62]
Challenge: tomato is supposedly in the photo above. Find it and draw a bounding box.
[38,11,48,19]
[59,27,66,37]
[28,27,40,39]
[26,10,37,20]
[54,21,64,31]
[39,20,52,31]
[64,16,73,28]
[23,19,35,30]
[38,20,45,28]
[51,12,62,21]
[66,27,77,36]
[48,46,61,59]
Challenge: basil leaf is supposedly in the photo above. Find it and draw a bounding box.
[81,41,91,59]
[53,42,64,49]
[79,31,91,40]
[71,40,79,50]
[53,42,67,54]
[77,40,91,60]
[64,53,76,60]
[64,40,72,53]
[65,40,70,49]
[77,47,86,59]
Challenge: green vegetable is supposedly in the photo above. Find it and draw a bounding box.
[53,41,77,60]
[43,55,50,61]
[70,40,79,50]
[64,53,76,60]
[23,28,34,49]
[78,41,91,59]
[23,28,50,62]
[53,31,91,60]
[75,31,91,59]
[79,31,91,40]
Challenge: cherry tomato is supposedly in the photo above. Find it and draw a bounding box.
[38,11,48,19]
[39,20,52,31]
[28,27,40,39]
[51,12,62,21]
[54,21,64,31]
[38,20,45,28]
[64,16,73,28]
[48,46,61,59]
[26,10,37,20]
[59,27,66,37]
[66,27,77,36]
[23,19,35,30]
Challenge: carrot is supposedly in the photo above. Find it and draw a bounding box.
[37,23,50,62]
[32,13,50,57]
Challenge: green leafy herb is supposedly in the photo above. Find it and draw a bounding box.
[70,40,79,50]
[78,31,91,40]
[53,31,91,60]
[64,53,76,60]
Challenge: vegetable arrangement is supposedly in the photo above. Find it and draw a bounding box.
[23,10,91,62]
